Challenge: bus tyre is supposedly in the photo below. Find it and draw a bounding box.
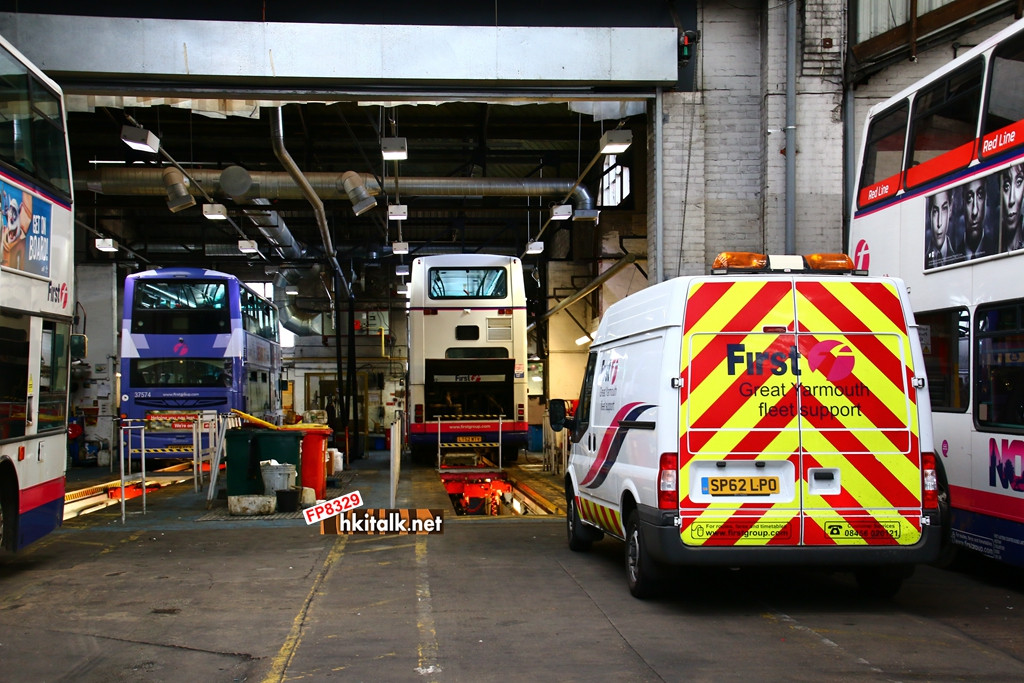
[854,566,910,599]
[625,510,661,599]
[0,473,13,552]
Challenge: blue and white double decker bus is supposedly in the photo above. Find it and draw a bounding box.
[119,267,282,455]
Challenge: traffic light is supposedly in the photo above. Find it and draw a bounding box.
[680,30,699,66]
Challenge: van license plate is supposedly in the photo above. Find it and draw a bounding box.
[702,476,779,496]
[456,436,482,443]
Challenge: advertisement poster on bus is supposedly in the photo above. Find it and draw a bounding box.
[925,162,1024,271]
[1,180,51,277]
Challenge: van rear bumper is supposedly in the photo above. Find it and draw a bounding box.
[637,504,942,566]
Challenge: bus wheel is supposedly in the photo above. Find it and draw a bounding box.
[0,472,13,551]
[625,510,662,599]
[854,566,910,599]
[566,491,598,552]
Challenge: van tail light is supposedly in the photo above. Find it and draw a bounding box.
[658,452,678,510]
[414,404,424,424]
[517,403,525,421]
[922,452,938,510]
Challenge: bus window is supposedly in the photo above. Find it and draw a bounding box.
[905,57,984,188]
[917,308,969,412]
[857,101,908,208]
[982,31,1024,159]
[976,300,1024,430]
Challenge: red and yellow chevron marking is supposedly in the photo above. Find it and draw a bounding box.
[678,278,923,548]
[576,495,623,538]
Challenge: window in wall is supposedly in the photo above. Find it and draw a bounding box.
[976,300,1024,430]
[854,0,956,44]
[918,308,969,412]
[598,154,631,207]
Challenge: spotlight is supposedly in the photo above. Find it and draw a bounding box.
[94,238,119,252]
[162,167,196,213]
[599,129,632,154]
[203,203,228,220]
[381,137,408,160]
[120,125,160,154]
[550,204,572,221]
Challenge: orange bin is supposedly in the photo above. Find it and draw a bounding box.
[299,427,333,499]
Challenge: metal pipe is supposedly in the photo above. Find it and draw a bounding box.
[526,253,638,331]
[271,107,352,300]
[655,87,664,282]
[785,0,797,254]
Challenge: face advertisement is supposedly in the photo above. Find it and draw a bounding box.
[925,161,1024,270]
[1,179,51,277]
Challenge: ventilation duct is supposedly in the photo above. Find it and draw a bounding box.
[79,169,597,213]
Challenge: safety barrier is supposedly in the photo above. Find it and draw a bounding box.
[116,413,242,521]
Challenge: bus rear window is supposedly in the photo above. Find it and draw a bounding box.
[428,267,507,300]
[905,58,984,189]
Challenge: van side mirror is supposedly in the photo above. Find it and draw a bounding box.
[549,398,575,433]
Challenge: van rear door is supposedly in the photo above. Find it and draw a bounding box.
[678,277,924,550]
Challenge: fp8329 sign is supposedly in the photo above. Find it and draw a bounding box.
[303,490,364,525]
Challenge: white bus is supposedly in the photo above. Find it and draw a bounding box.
[849,18,1024,566]
[0,34,75,551]
[407,254,528,465]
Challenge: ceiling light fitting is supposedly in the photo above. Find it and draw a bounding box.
[388,204,408,220]
[526,241,544,254]
[94,238,119,253]
[238,240,259,254]
[550,204,572,221]
[285,286,299,295]
[203,203,228,220]
[395,264,410,276]
[120,124,160,154]
[381,137,408,160]
[599,129,633,155]
[162,167,196,213]
[575,334,593,346]
[392,241,409,255]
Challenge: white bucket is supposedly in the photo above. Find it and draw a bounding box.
[329,448,344,472]
[261,463,296,493]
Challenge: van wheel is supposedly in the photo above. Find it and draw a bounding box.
[566,493,594,552]
[625,510,661,599]
[854,566,908,598]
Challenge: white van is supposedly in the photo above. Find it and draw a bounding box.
[550,252,942,598]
